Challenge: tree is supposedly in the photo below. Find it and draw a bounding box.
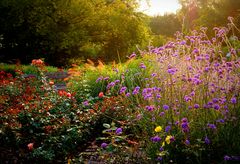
[149,14,181,37]
[0,0,150,66]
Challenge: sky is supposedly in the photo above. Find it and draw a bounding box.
[138,0,181,16]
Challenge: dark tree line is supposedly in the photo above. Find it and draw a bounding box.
[0,0,150,66]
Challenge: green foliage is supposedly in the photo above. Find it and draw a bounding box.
[0,0,150,66]
[149,14,182,37]
[0,63,58,75]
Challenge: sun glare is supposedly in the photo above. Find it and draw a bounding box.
[138,0,181,16]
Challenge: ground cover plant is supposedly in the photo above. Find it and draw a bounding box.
[1,19,240,163]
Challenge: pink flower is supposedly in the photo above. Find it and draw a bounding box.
[27,143,34,150]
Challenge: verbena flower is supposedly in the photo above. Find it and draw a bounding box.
[140,63,146,69]
[224,155,231,161]
[119,86,127,94]
[146,105,154,111]
[213,104,220,110]
[115,128,123,135]
[231,97,237,104]
[107,82,115,89]
[194,104,200,109]
[101,142,108,149]
[163,105,169,110]
[126,92,131,97]
[132,86,140,95]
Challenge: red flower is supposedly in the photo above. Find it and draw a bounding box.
[66,92,72,98]
[27,143,34,150]
[98,92,104,98]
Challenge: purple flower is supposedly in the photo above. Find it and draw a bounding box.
[151,136,161,142]
[185,139,190,145]
[165,125,171,133]
[212,98,218,103]
[216,119,225,123]
[184,95,192,102]
[213,104,220,110]
[231,97,237,104]
[132,86,140,95]
[119,86,127,94]
[140,63,146,69]
[113,68,119,73]
[156,156,163,161]
[115,128,123,135]
[156,93,161,99]
[181,118,188,122]
[180,40,186,45]
[101,142,108,148]
[204,67,210,72]
[204,137,210,144]
[104,77,109,81]
[181,118,189,133]
[193,48,199,54]
[126,92,131,97]
[146,105,154,111]
[207,123,217,130]
[107,82,115,89]
[96,76,103,83]
[83,100,89,106]
[167,68,177,75]
[129,53,136,59]
[159,147,164,151]
[115,80,120,83]
[151,73,157,77]
[194,104,200,109]
[205,54,210,60]
[159,112,165,116]
[163,105,169,110]
[224,155,231,161]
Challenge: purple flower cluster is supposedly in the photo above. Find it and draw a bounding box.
[151,135,161,142]
[181,118,190,133]
[132,86,140,95]
[140,63,146,69]
[119,86,127,94]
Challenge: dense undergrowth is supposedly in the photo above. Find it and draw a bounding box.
[1,20,240,163]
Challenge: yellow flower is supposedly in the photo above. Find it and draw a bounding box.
[165,135,172,144]
[162,141,165,147]
[155,126,162,132]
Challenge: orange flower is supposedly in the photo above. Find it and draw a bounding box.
[49,81,54,85]
[27,143,34,150]
[98,92,104,98]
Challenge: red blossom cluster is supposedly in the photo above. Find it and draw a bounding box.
[58,90,72,98]
[31,59,44,66]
